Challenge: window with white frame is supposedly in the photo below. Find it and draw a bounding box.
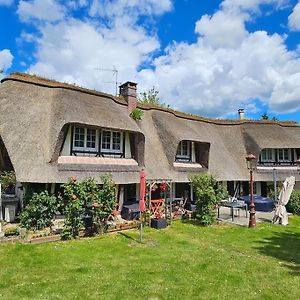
[73,127,98,152]
[101,130,123,153]
[260,148,274,162]
[176,141,191,160]
[277,148,291,162]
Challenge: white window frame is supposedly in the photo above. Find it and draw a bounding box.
[101,130,123,154]
[73,126,98,152]
[176,141,191,160]
[277,148,291,162]
[260,148,274,162]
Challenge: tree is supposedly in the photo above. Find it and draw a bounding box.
[138,87,170,108]
[261,112,279,121]
[262,112,269,120]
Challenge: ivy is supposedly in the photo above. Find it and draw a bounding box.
[129,108,144,120]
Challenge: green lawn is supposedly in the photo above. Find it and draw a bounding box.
[0,217,300,300]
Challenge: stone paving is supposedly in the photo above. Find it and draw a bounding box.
[217,206,274,226]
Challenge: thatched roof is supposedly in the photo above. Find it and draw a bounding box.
[0,73,142,184]
[149,110,300,182]
[1,72,300,184]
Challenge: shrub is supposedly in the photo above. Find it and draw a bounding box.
[20,191,58,230]
[190,173,227,226]
[130,108,144,120]
[93,174,116,233]
[286,189,300,215]
[0,171,16,194]
[59,175,116,239]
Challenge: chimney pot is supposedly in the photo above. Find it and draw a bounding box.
[119,81,137,111]
[238,108,245,120]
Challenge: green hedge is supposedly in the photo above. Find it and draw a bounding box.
[287,190,300,215]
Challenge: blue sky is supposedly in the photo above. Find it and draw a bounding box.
[1,0,300,122]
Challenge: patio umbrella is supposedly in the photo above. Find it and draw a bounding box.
[139,169,146,242]
[273,176,295,226]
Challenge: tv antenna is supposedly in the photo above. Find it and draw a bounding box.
[95,66,118,95]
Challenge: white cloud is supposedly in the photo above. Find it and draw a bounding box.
[221,0,290,13]
[0,0,13,6]
[195,11,248,48]
[66,0,88,10]
[288,1,300,31]
[270,72,300,112]
[27,18,159,94]
[18,0,65,23]
[89,0,172,18]
[0,49,13,72]
[137,4,300,117]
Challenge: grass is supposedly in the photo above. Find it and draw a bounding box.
[0,217,300,300]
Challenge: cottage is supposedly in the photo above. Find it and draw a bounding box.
[0,72,300,220]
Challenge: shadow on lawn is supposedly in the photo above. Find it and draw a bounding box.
[118,232,138,242]
[256,231,300,276]
[181,217,202,226]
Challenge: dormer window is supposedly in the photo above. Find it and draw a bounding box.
[258,148,297,166]
[176,141,191,161]
[71,126,123,157]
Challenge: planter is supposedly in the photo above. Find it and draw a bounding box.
[151,218,168,229]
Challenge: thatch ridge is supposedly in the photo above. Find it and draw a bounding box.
[137,102,298,127]
[1,72,127,106]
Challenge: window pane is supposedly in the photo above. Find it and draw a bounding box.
[267,149,273,160]
[182,141,188,156]
[176,141,190,157]
[284,149,289,160]
[74,127,84,148]
[102,131,111,150]
[112,132,121,151]
[278,149,283,161]
[261,149,266,160]
[86,128,96,149]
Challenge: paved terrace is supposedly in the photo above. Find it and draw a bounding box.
[217,206,274,226]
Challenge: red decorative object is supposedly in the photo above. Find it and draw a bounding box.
[139,169,146,212]
[160,182,167,192]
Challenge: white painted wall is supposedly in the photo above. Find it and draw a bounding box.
[61,126,72,156]
[124,132,132,158]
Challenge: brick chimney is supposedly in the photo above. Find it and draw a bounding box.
[238,108,245,120]
[119,81,137,111]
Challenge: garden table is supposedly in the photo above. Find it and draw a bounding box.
[218,201,248,222]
